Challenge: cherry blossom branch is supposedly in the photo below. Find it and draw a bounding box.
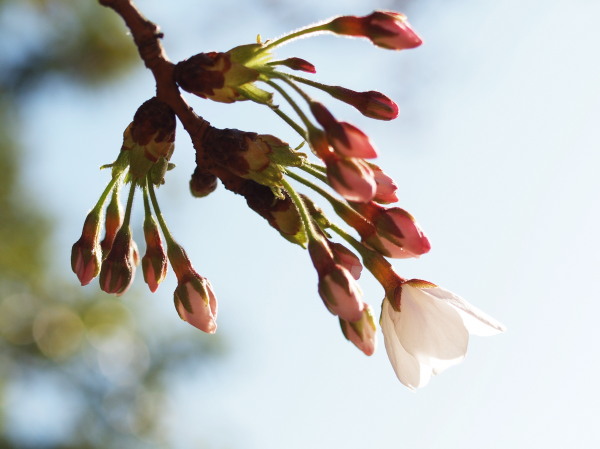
[98,0,209,154]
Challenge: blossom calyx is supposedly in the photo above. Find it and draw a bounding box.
[71,210,103,286]
[381,279,505,389]
[329,11,422,51]
[340,305,377,356]
[122,98,176,184]
[202,127,302,189]
[175,48,271,104]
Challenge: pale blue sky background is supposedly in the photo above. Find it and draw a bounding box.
[11,0,600,447]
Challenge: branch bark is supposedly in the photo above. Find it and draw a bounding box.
[98,0,209,156]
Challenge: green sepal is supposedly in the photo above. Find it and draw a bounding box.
[278,225,308,248]
[149,156,170,185]
[238,83,273,105]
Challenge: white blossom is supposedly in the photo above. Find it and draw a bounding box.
[381,282,505,389]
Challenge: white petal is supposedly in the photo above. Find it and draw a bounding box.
[398,285,469,373]
[424,286,506,336]
[381,300,432,389]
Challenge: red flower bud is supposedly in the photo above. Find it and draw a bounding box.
[174,274,218,334]
[100,191,123,256]
[329,11,422,51]
[71,211,102,286]
[356,203,431,258]
[369,163,399,204]
[276,57,316,73]
[324,154,377,203]
[167,242,218,333]
[329,242,362,280]
[340,305,377,356]
[99,227,136,295]
[326,86,399,121]
[309,239,365,322]
[310,102,378,159]
[141,215,167,292]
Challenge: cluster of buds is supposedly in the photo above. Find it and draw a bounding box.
[73,10,504,388]
[71,97,217,333]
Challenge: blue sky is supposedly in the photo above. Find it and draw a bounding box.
[11,0,600,447]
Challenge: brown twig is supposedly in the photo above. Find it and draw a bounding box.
[98,0,209,156]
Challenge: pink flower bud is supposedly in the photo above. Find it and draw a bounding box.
[174,274,218,334]
[99,227,136,295]
[329,11,423,51]
[370,163,399,204]
[141,215,167,292]
[324,154,377,203]
[71,211,102,286]
[310,102,378,159]
[329,242,362,280]
[100,191,123,256]
[340,305,377,356]
[318,265,365,322]
[276,57,316,73]
[326,86,399,121]
[167,242,219,333]
[309,239,365,322]
[357,204,431,258]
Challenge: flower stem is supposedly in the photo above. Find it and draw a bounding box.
[299,163,328,184]
[286,169,374,236]
[92,171,126,213]
[286,73,333,92]
[259,23,330,53]
[146,178,177,247]
[272,72,313,104]
[269,105,307,138]
[280,177,320,242]
[121,181,136,228]
[265,79,313,129]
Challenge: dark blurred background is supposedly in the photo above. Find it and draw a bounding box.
[0,2,222,447]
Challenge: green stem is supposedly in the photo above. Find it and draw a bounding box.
[272,72,313,103]
[92,171,125,213]
[286,169,373,235]
[259,23,330,53]
[280,177,320,242]
[269,105,306,138]
[286,73,333,92]
[300,164,328,184]
[121,182,136,227]
[147,178,176,247]
[265,79,313,129]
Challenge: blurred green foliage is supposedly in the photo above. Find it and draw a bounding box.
[0,1,222,448]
